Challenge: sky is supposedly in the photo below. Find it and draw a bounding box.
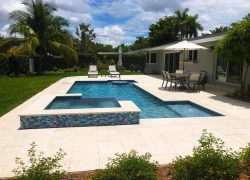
[0,0,250,47]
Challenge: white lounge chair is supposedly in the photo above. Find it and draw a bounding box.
[108,65,120,78]
[88,65,98,78]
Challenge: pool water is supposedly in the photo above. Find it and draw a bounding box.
[67,81,222,119]
[46,97,120,109]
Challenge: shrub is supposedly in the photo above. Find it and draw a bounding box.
[72,66,79,72]
[53,66,58,72]
[117,65,126,71]
[240,143,250,175]
[0,53,9,75]
[130,64,135,72]
[13,142,66,180]
[93,150,158,180]
[172,130,242,180]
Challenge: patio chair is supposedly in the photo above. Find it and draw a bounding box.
[175,70,184,74]
[184,72,201,92]
[165,71,180,91]
[161,70,167,87]
[199,71,208,90]
[88,65,98,78]
[108,65,120,78]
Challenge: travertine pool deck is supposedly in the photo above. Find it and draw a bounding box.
[0,75,250,177]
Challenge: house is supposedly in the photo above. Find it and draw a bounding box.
[134,33,250,90]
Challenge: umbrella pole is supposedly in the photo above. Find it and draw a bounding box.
[183,49,185,71]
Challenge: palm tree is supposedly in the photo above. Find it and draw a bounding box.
[174,8,203,39]
[75,23,96,53]
[186,15,203,38]
[7,0,77,73]
[174,8,189,39]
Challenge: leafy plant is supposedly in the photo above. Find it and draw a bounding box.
[53,66,58,72]
[93,150,158,180]
[117,65,126,71]
[72,65,79,72]
[216,18,250,96]
[240,143,250,175]
[13,142,66,180]
[172,130,242,180]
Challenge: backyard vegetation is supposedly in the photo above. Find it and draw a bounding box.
[13,130,250,180]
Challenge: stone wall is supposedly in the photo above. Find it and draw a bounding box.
[20,112,140,129]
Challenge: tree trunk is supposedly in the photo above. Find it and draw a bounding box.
[37,55,43,75]
[242,62,249,96]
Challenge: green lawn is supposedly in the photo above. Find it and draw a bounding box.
[0,70,143,117]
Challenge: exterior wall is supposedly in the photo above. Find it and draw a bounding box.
[20,112,140,129]
[144,51,165,74]
[182,41,216,83]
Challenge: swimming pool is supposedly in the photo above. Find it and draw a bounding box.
[67,81,221,118]
[46,97,121,109]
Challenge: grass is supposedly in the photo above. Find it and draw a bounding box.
[0,69,143,117]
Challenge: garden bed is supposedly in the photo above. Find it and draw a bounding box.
[62,165,250,180]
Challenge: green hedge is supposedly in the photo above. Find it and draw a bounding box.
[0,53,9,75]
[96,53,146,71]
[0,54,29,76]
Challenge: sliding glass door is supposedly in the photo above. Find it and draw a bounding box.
[216,59,241,84]
[165,53,179,73]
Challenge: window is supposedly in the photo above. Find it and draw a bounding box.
[146,53,150,63]
[150,53,157,63]
[188,50,198,61]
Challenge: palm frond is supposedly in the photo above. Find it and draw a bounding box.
[49,41,78,64]
[9,10,29,22]
[0,38,26,53]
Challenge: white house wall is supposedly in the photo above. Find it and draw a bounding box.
[183,41,216,83]
[144,52,165,74]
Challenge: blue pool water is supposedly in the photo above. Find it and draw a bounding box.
[67,81,222,119]
[46,97,120,109]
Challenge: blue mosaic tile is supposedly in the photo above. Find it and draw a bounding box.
[20,112,140,129]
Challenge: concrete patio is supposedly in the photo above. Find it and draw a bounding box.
[0,75,250,177]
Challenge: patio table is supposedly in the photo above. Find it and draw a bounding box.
[170,73,189,90]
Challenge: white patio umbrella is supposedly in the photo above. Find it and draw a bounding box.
[165,40,207,71]
[117,47,123,66]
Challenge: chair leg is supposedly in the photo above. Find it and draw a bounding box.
[165,81,168,89]
[169,81,172,91]
[198,84,200,92]
[162,80,165,87]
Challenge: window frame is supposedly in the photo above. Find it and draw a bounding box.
[150,53,157,64]
[188,50,198,62]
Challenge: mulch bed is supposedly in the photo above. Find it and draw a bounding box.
[62,164,250,180]
[0,164,249,179]
[62,164,174,180]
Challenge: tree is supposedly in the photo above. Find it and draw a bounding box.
[131,37,149,50]
[209,26,229,34]
[148,8,203,46]
[7,0,77,73]
[75,23,96,53]
[149,16,178,46]
[174,8,203,39]
[216,19,250,96]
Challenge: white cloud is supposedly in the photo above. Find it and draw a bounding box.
[94,25,134,47]
[0,24,10,37]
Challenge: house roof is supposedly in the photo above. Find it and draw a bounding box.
[132,32,225,53]
[97,52,118,55]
